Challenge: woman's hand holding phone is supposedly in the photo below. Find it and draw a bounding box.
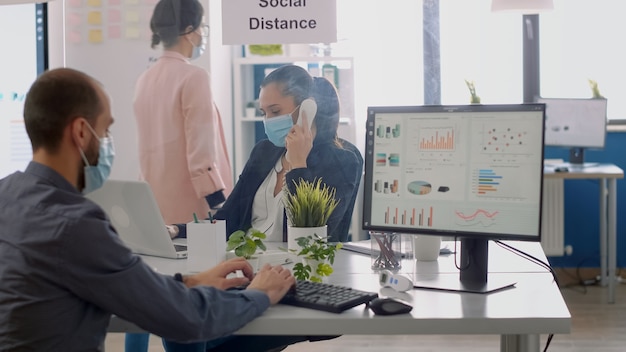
[285,113,313,168]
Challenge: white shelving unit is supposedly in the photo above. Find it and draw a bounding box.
[232,56,355,179]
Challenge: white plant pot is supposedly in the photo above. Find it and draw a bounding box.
[287,225,327,252]
[245,107,256,118]
[247,257,260,272]
[302,258,329,282]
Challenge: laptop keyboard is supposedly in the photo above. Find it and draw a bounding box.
[279,280,378,313]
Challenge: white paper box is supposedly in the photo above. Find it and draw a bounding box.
[186,220,227,273]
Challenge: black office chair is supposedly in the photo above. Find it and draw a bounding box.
[334,138,364,242]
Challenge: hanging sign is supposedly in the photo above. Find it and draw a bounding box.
[222,0,337,45]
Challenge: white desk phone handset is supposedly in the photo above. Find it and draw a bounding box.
[286,98,317,162]
[297,98,317,129]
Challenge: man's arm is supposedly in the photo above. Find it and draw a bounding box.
[62,216,287,343]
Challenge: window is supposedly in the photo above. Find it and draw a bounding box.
[439,0,523,105]
[540,0,626,122]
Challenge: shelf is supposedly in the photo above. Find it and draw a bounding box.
[234,56,354,66]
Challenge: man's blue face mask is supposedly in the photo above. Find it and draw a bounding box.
[263,108,297,147]
[79,123,115,194]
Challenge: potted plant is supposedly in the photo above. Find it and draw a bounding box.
[588,79,605,99]
[245,101,256,118]
[283,177,339,251]
[226,228,267,270]
[464,79,481,104]
[289,233,343,282]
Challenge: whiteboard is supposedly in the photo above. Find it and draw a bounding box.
[60,0,220,181]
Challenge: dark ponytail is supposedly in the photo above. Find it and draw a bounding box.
[311,76,340,143]
[149,0,203,49]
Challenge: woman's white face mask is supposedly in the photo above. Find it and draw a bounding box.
[187,29,206,60]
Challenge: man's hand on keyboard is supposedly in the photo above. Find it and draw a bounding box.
[185,257,253,290]
[247,264,296,304]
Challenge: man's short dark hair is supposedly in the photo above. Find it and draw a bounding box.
[24,68,103,153]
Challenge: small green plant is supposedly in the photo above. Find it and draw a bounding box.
[289,234,343,282]
[588,79,605,99]
[246,101,256,108]
[284,178,339,228]
[464,79,481,104]
[226,228,267,259]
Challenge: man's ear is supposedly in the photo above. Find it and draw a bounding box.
[70,117,90,150]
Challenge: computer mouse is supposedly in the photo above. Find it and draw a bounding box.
[368,298,413,316]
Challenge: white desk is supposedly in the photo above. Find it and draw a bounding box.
[544,163,623,303]
[112,241,570,352]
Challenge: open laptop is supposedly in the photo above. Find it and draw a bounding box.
[86,180,188,259]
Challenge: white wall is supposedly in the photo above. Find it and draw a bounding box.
[207,0,233,171]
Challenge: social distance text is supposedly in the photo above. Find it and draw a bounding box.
[250,0,316,31]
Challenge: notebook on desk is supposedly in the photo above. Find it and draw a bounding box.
[86,180,188,259]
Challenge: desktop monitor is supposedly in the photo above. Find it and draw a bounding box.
[536,97,607,167]
[363,104,546,293]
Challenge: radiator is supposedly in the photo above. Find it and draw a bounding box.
[541,178,565,256]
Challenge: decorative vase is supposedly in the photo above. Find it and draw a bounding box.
[287,225,327,251]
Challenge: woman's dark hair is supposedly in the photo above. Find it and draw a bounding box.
[261,65,341,144]
[150,0,203,49]
[24,68,103,153]
[310,76,340,143]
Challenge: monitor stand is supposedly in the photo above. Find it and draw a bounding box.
[568,148,598,169]
[412,238,516,294]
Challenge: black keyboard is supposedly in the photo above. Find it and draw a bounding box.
[279,280,378,313]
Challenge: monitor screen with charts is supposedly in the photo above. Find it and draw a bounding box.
[362,104,546,293]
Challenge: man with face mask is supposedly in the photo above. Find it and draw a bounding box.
[0,68,302,351]
[133,0,233,226]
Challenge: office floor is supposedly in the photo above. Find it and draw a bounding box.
[105,282,626,352]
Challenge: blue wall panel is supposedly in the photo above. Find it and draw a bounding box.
[545,132,626,267]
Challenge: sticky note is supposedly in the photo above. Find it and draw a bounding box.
[87,11,102,25]
[67,12,82,27]
[88,29,104,43]
[125,27,140,39]
[125,0,139,5]
[143,0,158,4]
[108,9,122,23]
[68,31,82,44]
[108,25,121,39]
[87,0,102,7]
[125,11,140,23]
[68,0,82,7]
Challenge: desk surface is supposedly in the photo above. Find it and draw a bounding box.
[544,163,624,179]
[137,241,570,337]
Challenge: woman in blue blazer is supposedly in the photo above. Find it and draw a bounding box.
[164,65,357,351]
[214,64,363,244]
